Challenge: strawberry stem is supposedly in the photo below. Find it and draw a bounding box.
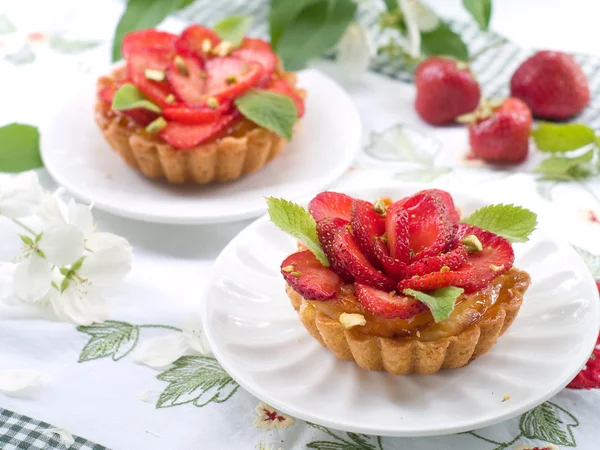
[469,38,507,63]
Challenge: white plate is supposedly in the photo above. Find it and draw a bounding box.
[202,183,600,437]
[40,70,360,225]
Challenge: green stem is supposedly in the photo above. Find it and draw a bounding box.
[469,38,507,63]
[139,324,182,332]
[464,431,505,446]
[11,218,37,236]
[465,431,523,450]
[377,436,384,450]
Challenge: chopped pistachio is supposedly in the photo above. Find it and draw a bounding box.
[490,264,505,272]
[282,265,294,273]
[380,233,388,245]
[212,40,233,57]
[202,38,212,53]
[291,271,302,277]
[373,198,388,215]
[174,55,189,76]
[462,234,483,253]
[502,395,510,402]
[440,266,450,273]
[225,74,238,85]
[206,96,219,109]
[145,117,167,134]
[339,313,366,329]
[165,94,176,104]
[144,68,165,82]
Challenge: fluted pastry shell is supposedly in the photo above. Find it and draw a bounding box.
[286,269,530,375]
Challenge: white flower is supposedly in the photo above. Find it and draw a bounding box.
[182,315,212,356]
[408,0,440,32]
[0,172,43,218]
[42,428,75,448]
[399,0,421,58]
[336,23,373,80]
[0,369,42,394]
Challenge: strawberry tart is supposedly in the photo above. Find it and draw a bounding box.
[268,189,534,375]
[95,25,305,184]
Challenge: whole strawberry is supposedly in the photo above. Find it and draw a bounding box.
[415,57,481,125]
[467,98,532,163]
[510,51,590,120]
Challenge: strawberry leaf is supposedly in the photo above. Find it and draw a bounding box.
[461,204,537,243]
[462,0,492,31]
[266,197,330,267]
[112,83,161,113]
[212,15,253,48]
[421,21,469,60]
[535,149,595,181]
[0,123,43,172]
[235,89,297,140]
[532,123,597,153]
[403,287,464,322]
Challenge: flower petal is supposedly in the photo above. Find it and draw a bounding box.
[42,428,75,448]
[0,369,42,393]
[68,199,94,237]
[78,245,132,287]
[336,23,373,80]
[410,0,439,32]
[133,334,187,368]
[399,0,421,58]
[182,316,212,356]
[51,283,107,325]
[37,194,67,227]
[0,262,16,303]
[13,253,52,303]
[38,224,84,266]
[0,172,44,218]
[86,232,132,252]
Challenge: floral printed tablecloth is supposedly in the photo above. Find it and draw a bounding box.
[0,1,599,449]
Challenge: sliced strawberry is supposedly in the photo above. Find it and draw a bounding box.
[122,29,177,60]
[405,245,468,277]
[355,283,428,319]
[268,78,305,117]
[160,113,235,149]
[398,271,466,291]
[316,218,354,282]
[165,54,207,106]
[175,25,221,59]
[308,192,353,222]
[99,84,117,104]
[127,49,173,107]
[350,199,385,268]
[426,189,460,223]
[374,239,407,280]
[231,38,276,85]
[281,250,341,301]
[163,105,221,124]
[99,83,157,125]
[385,204,410,262]
[205,57,263,101]
[331,227,396,291]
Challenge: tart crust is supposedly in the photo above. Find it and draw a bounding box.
[286,269,530,375]
[94,70,303,184]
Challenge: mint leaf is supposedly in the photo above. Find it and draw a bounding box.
[213,15,253,48]
[266,197,329,266]
[461,204,538,243]
[462,0,492,30]
[421,21,469,60]
[535,149,595,181]
[111,0,193,61]
[269,0,322,48]
[275,0,357,70]
[532,123,596,153]
[112,83,161,113]
[235,89,297,140]
[0,123,43,173]
[403,287,464,322]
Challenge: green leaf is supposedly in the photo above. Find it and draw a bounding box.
[573,246,600,279]
[49,35,102,54]
[275,0,357,70]
[306,443,354,450]
[112,83,161,113]
[235,89,297,140]
[212,15,252,48]
[403,287,464,322]
[266,197,329,266]
[156,356,239,408]
[532,123,596,153]
[421,21,469,60]
[462,0,492,30]
[534,149,595,181]
[0,123,43,172]
[383,0,399,11]
[77,320,140,362]
[269,0,322,48]
[461,204,538,243]
[112,0,191,62]
[19,235,33,246]
[519,401,579,446]
[364,124,441,166]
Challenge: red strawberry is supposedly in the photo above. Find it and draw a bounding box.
[122,29,177,60]
[316,217,354,282]
[205,57,263,101]
[567,332,600,389]
[467,98,532,163]
[355,284,428,319]
[405,245,468,277]
[231,38,277,85]
[268,78,305,118]
[331,227,396,291]
[308,192,353,222]
[99,83,158,126]
[510,51,590,120]
[163,105,223,124]
[415,57,481,125]
[350,199,385,268]
[425,189,460,224]
[175,25,221,59]
[166,54,207,106]
[385,204,410,262]
[373,239,406,280]
[160,113,235,149]
[281,250,341,301]
[398,271,466,291]
[597,281,600,293]
[127,49,173,107]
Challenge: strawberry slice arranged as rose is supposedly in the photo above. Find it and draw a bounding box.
[160,113,235,149]
[309,192,354,222]
[281,250,341,301]
[316,217,354,282]
[373,239,406,280]
[426,189,461,224]
[127,49,173,107]
[404,245,468,277]
[175,25,221,60]
[231,38,277,84]
[205,57,263,101]
[385,203,411,262]
[350,199,385,268]
[268,78,305,118]
[355,283,428,319]
[122,29,177,60]
[166,54,207,106]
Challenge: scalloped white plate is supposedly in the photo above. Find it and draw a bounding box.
[202,183,600,437]
[40,69,360,224]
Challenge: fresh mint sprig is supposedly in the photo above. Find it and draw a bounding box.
[403,287,464,322]
[235,89,298,140]
[461,204,537,243]
[213,15,253,48]
[112,84,161,113]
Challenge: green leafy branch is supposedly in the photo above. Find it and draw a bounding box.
[306,423,384,450]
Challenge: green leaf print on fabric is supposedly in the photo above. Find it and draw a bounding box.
[364,123,442,165]
[306,423,383,450]
[156,356,239,408]
[77,320,139,362]
[519,402,579,446]
[574,246,600,279]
